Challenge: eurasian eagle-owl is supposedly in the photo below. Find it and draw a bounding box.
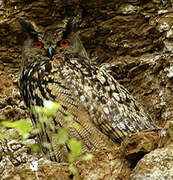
[19,18,157,162]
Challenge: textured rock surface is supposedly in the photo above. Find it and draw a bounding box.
[2,130,161,179]
[1,0,173,179]
[4,148,130,180]
[130,145,173,180]
[0,137,39,179]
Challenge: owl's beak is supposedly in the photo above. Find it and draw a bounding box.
[48,47,54,59]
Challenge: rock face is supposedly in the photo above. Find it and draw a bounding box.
[4,148,131,180]
[1,0,173,179]
[130,145,173,180]
[0,138,39,179]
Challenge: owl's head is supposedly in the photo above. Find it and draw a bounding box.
[19,18,88,62]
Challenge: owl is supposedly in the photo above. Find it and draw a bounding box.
[19,18,157,162]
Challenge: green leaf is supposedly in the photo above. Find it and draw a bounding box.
[29,143,40,152]
[52,101,61,110]
[31,127,41,135]
[43,100,61,117]
[73,122,81,130]
[81,153,93,161]
[33,101,61,117]
[1,119,31,139]
[68,138,82,162]
[42,107,56,117]
[57,127,68,145]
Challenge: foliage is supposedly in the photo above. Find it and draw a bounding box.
[68,138,82,163]
[1,119,31,139]
[0,100,93,164]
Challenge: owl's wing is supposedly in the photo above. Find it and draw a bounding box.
[92,69,157,140]
[62,56,157,141]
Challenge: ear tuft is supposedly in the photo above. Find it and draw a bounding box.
[62,17,75,39]
[19,20,38,40]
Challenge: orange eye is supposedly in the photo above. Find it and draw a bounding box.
[34,41,44,49]
[60,39,70,48]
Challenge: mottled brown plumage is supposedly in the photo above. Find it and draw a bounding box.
[19,18,157,162]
